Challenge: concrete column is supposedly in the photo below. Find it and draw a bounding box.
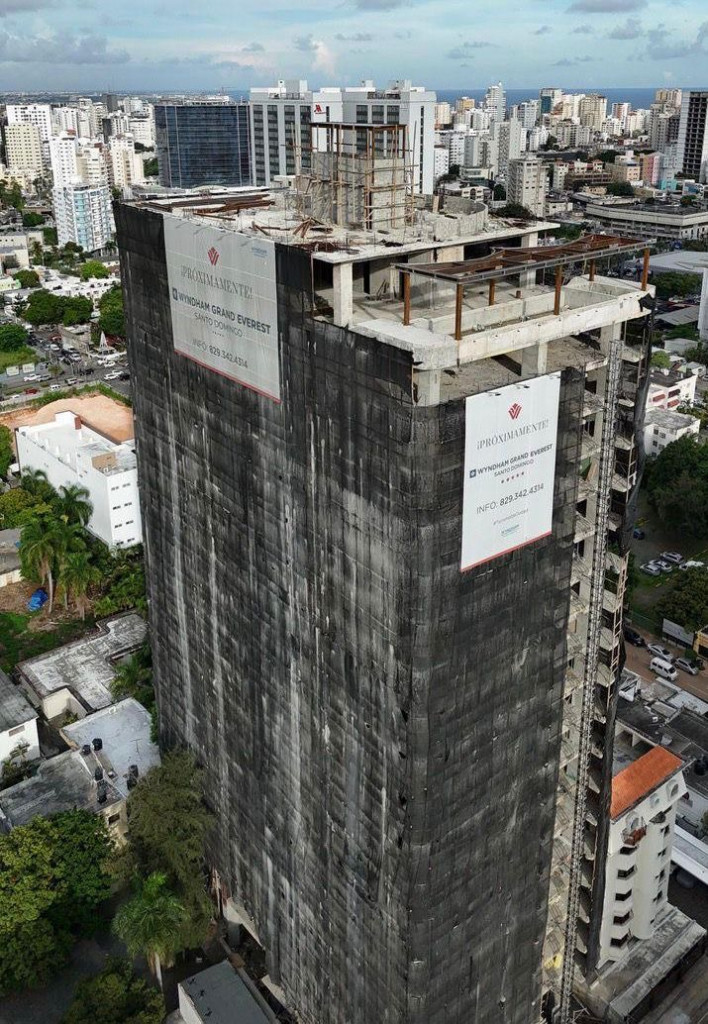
[600,322,622,357]
[438,243,465,262]
[414,369,441,406]
[519,230,539,289]
[521,343,548,376]
[332,262,353,327]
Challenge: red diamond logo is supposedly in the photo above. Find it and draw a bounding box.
[207,246,220,266]
[508,402,522,420]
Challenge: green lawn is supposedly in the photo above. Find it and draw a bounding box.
[0,611,94,674]
[0,346,36,373]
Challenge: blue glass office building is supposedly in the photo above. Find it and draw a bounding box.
[154,102,252,189]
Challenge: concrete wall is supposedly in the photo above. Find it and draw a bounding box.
[0,717,39,762]
[117,202,586,1024]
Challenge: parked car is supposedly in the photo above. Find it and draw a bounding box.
[66,377,78,385]
[655,559,674,573]
[680,560,705,571]
[104,371,122,380]
[633,527,646,540]
[648,643,675,662]
[119,371,130,381]
[23,387,39,395]
[660,552,684,564]
[676,657,700,676]
[23,373,39,382]
[623,626,645,647]
[641,563,662,576]
[38,374,51,382]
[48,383,62,391]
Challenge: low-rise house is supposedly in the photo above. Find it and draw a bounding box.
[0,697,158,842]
[17,612,148,722]
[177,961,275,1024]
[15,410,142,549]
[0,528,21,588]
[643,408,700,454]
[0,666,39,763]
[646,368,698,410]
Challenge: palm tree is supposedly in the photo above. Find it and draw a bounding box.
[55,484,93,527]
[20,517,59,610]
[21,468,55,502]
[113,872,188,972]
[58,549,100,619]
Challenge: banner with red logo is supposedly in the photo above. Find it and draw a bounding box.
[461,373,561,571]
[164,217,281,401]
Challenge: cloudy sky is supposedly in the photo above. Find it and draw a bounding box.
[1,0,707,93]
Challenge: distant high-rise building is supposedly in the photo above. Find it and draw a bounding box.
[507,155,547,216]
[539,88,562,116]
[493,117,524,175]
[485,81,506,124]
[103,93,119,114]
[434,101,452,127]
[677,91,708,183]
[154,101,251,189]
[655,88,682,109]
[6,103,52,145]
[4,123,44,179]
[578,95,607,133]
[248,80,313,187]
[53,184,113,251]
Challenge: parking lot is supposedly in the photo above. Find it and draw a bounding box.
[623,628,708,703]
[0,322,132,401]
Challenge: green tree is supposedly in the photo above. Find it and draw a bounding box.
[114,872,188,970]
[1,742,31,789]
[0,424,12,478]
[14,269,39,289]
[607,181,635,197]
[98,286,125,337]
[646,435,708,537]
[62,959,164,1024]
[496,202,535,220]
[0,811,112,995]
[22,212,44,228]
[493,183,507,201]
[680,195,696,207]
[23,289,64,326]
[55,484,93,527]
[653,272,703,300]
[650,349,671,369]
[42,227,57,247]
[62,296,93,327]
[111,643,154,709]
[658,569,708,632]
[58,549,100,619]
[116,752,213,952]
[597,150,618,164]
[0,487,45,528]
[143,158,158,177]
[541,134,558,150]
[94,555,146,616]
[0,322,28,352]
[19,515,80,611]
[79,260,109,281]
[21,468,56,503]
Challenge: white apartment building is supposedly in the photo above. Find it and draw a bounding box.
[644,408,700,454]
[128,115,154,148]
[434,102,451,127]
[53,185,114,251]
[647,368,698,409]
[16,411,142,550]
[493,117,524,176]
[433,145,449,181]
[512,101,539,130]
[108,135,145,191]
[311,80,437,194]
[555,123,592,148]
[507,156,547,216]
[598,746,685,967]
[484,82,505,124]
[6,104,52,146]
[4,123,44,179]
[50,133,81,188]
[249,79,313,187]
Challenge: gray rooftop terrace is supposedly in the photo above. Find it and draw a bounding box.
[0,748,121,829]
[62,698,159,797]
[17,613,148,713]
[0,666,37,733]
[180,962,273,1024]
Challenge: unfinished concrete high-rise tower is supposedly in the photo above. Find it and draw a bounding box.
[117,174,655,1024]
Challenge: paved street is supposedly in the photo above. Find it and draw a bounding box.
[623,630,708,704]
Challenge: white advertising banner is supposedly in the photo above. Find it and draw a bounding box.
[164,217,280,401]
[461,373,561,571]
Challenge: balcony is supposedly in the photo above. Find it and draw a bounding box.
[569,589,589,619]
[575,513,595,543]
[582,391,603,418]
[582,433,601,459]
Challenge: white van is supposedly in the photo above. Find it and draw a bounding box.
[651,657,678,682]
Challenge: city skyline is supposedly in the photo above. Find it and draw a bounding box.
[1,0,707,92]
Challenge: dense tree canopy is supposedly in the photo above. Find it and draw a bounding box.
[14,269,39,289]
[23,289,93,327]
[79,260,109,281]
[646,435,708,537]
[650,350,671,369]
[607,182,635,197]
[652,272,703,300]
[62,959,164,1024]
[22,212,44,228]
[0,425,12,478]
[0,486,46,527]
[496,203,535,220]
[0,811,113,994]
[61,296,93,327]
[98,286,125,337]
[658,569,708,632]
[0,322,28,352]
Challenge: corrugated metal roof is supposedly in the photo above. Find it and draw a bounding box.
[611,746,684,820]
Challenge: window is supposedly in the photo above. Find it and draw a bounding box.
[610,935,629,948]
[613,912,631,926]
[8,724,25,737]
[618,866,635,879]
[615,889,631,902]
[107,813,121,824]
